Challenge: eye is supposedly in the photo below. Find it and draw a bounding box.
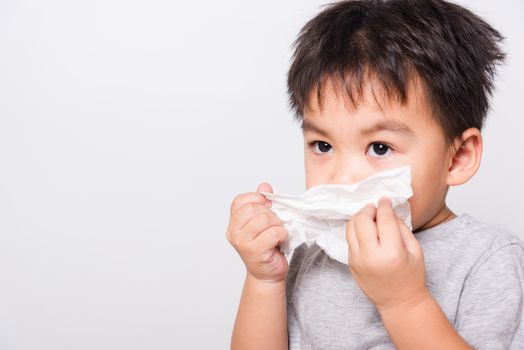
[309,141,333,155]
[367,142,393,159]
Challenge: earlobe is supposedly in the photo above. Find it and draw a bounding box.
[446,128,483,186]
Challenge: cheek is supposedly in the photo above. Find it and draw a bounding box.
[407,141,449,198]
[407,179,429,227]
[407,160,448,226]
[304,156,321,189]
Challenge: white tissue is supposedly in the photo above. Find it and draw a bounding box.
[259,166,413,265]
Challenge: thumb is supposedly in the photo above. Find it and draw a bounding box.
[257,182,273,194]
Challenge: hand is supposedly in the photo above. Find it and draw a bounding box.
[226,183,289,284]
[345,197,429,311]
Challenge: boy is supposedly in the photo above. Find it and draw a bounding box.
[226,0,524,348]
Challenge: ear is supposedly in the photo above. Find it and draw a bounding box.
[446,127,483,186]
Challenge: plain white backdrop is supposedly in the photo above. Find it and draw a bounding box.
[0,0,522,349]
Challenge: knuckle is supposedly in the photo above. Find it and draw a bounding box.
[269,211,282,225]
[254,210,274,229]
[264,226,285,245]
[232,195,263,216]
[243,203,259,217]
[386,250,405,265]
[260,211,274,227]
[263,226,278,240]
[228,230,240,247]
[277,225,288,237]
[231,194,244,211]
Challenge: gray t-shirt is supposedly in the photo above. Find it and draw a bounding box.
[286,213,524,349]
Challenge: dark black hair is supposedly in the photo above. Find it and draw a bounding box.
[287,0,506,146]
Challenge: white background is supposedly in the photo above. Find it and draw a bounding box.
[0,0,522,349]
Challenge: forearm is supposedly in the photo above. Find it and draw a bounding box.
[231,273,288,350]
[378,290,472,350]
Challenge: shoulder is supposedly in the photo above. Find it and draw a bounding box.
[418,213,524,288]
[452,213,522,246]
[452,216,524,347]
[436,215,524,305]
[423,213,524,275]
[457,214,524,276]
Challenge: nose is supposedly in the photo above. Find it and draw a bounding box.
[331,156,369,185]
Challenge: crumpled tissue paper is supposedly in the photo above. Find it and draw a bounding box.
[259,166,413,265]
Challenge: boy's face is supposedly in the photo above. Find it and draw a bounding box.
[302,76,453,232]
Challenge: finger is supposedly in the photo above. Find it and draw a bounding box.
[353,204,379,254]
[397,218,421,255]
[257,182,274,206]
[230,203,276,231]
[238,210,284,241]
[230,191,271,217]
[257,182,273,194]
[376,197,403,251]
[252,225,289,252]
[246,226,288,266]
[346,218,360,254]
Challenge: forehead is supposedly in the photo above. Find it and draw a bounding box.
[302,73,438,134]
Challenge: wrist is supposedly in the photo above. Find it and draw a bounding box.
[246,272,287,295]
[377,288,433,318]
[376,289,472,349]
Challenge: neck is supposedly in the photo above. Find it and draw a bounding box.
[413,204,456,233]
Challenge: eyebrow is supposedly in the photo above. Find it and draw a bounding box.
[301,118,415,137]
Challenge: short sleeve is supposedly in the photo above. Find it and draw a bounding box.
[455,243,524,349]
